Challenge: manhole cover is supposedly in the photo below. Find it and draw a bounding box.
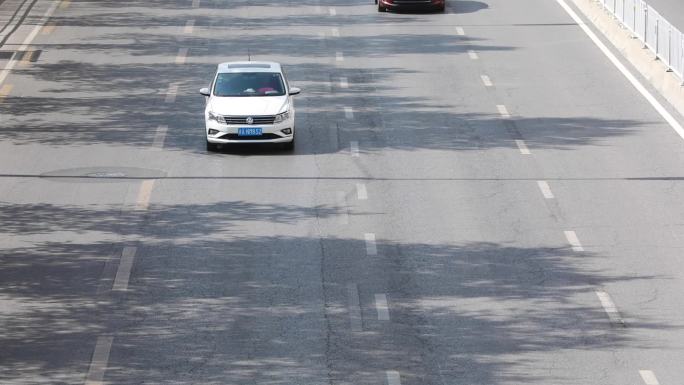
[41,167,166,183]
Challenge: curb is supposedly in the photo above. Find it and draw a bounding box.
[570,0,684,118]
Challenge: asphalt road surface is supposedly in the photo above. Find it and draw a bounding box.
[2,0,684,384]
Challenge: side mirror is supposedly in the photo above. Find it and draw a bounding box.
[200,87,210,97]
[289,87,301,96]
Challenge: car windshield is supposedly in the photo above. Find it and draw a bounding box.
[213,72,286,97]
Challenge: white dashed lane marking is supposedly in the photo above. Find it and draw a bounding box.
[336,52,344,62]
[515,139,531,155]
[375,294,390,321]
[595,290,626,326]
[468,50,478,59]
[84,336,113,385]
[639,370,660,385]
[344,106,354,120]
[329,7,337,16]
[176,48,188,64]
[184,19,195,34]
[112,247,137,291]
[455,26,465,35]
[497,105,510,118]
[135,180,155,211]
[364,233,377,256]
[564,230,584,252]
[356,183,368,200]
[331,27,340,37]
[536,181,554,199]
[386,370,401,385]
[165,83,179,103]
[152,125,168,149]
[481,75,493,87]
[350,141,360,157]
[339,77,348,89]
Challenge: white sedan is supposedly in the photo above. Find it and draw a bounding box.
[200,61,300,151]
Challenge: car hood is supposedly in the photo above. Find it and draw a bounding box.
[208,96,288,116]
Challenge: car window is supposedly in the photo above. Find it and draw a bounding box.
[213,72,286,97]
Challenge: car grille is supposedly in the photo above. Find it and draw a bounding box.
[223,116,276,125]
[219,133,281,140]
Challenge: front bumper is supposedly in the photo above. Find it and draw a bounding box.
[380,0,444,9]
[205,118,294,144]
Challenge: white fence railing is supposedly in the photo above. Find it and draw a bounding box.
[597,0,684,82]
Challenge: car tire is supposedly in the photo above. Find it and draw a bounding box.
[206,140,218,152]
[378,2,385,11]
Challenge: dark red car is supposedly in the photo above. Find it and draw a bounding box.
[375,0,445,12]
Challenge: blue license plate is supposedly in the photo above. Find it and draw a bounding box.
[238,127,262,136]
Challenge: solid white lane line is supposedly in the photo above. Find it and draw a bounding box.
[497,104,510,118]
[152,125,168,148]
[350,141,360,157]
[344,106,354,120]
[192,0,200,8]
[329,7,337,16]
[165,83,179,103]
[564,230,584,252]
[468,50,479,59]
[375,294,390,321]
[515,139,531,155]
[555,0,684,142]
[175,48,188,64]
[595,290,625,326]
[365,233,377,256]
[336,52,344,62]
[184,19,195,34]
[386,370,401,385]
[455,26,465,35]
[0,0,61,87]
[84,336,114,385]
[347,283,363,332]
[331,27,340,37]
[481,75,493,87]
[336,191,349,225]
[339,77,348,89]
[112,247,137,291]
[135,180,155,211]
[356,183,368,200]
[639,370,660,385]
[537,181,555,199]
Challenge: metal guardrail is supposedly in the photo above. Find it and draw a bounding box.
[597,0,684,83]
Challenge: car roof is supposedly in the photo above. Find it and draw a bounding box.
[216,61,282,74]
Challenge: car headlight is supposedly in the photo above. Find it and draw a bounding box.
[207,111,223,123]
[274,111,290,123]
